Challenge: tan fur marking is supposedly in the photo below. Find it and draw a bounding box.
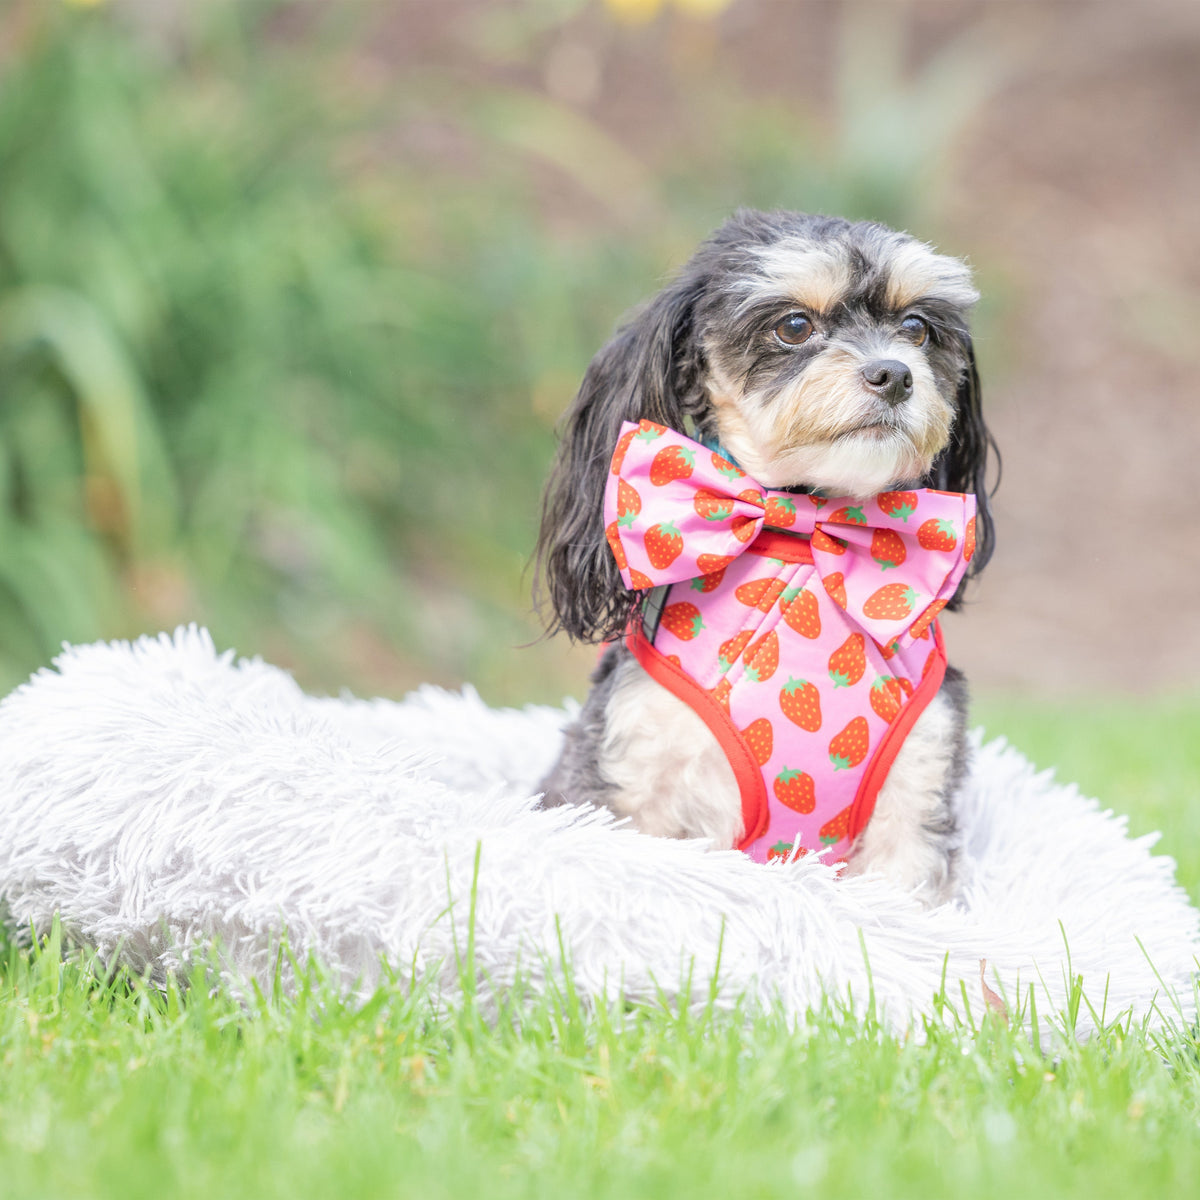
[705,341,953,495]
[741,239,854,314]
[883,239,979,311]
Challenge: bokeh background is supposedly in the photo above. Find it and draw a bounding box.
[0,0,1197,708]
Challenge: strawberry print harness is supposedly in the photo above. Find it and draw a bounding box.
[604,420,977,864]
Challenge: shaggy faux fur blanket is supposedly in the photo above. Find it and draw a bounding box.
[0,627,1194,1035]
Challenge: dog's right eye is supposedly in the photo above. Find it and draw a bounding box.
[774,313,814,346]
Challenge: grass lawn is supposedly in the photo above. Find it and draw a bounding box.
[1,696,1198,1200]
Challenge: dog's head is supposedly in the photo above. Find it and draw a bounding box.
[536,209,997,643]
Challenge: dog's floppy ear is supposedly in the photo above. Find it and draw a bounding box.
[925,334,999,605]
[535,274,706,643]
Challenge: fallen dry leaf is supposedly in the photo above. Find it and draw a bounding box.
[979,959,1010,1025]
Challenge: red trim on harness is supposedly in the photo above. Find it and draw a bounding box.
[746,530,814,564]
[844,621,948,843]
[628,627,771,848]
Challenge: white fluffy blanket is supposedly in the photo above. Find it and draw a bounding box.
[0,627,1194,1035]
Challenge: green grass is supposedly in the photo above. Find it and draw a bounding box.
[3,921,1200,1200]
[1,698,1198,1199]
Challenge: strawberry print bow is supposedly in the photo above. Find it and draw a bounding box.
[603,420,977,647]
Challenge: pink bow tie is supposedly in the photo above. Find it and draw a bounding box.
[603,420,977,646]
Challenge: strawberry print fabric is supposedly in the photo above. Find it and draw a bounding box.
[603,419,977,865]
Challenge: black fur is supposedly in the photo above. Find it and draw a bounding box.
[926,340,1000,605]
[533,273,709,644]
[538,642,626,810]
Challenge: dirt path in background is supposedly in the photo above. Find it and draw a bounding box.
[937,4,1200,691]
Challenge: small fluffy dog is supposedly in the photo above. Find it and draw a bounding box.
[535,210,995,902]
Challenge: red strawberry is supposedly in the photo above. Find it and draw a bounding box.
[650,444,696,486]
[774,767,816,814]
[612,427,638,475]
[665,654,681,666]
[910,598,947,640]
[819,805,853,846]
[731,515,759,543]
[718,630,754,672]
[712,452,745,480]
[629,569,653,589]
[711,677,732,712]
[644,521,683,570]
[690,568,726,593]
[870,528,907,571]
[767,841,798,862]
[917,518,957,552]
[823,572,847,609]
[862,583,919,621]
[694,488,734,522]
[779,677,822,732]
[826,505,866,526]
[741,718,773,767]
[738,487,764,505]
[878,490,919,522]
[897,677,914,697]
[807,494,827,509]
[610,420,662,474]
[764,495,797,528]
[964,515,977,563]
[660,602,705,641]
[605,521,627,571]
[616,479,642,528]
[828,633,866,689]
[921,649,937,678]
[811,529,847,556]
[743,630,780,683]
[735,577,787,612]
[829,717,869,771]
[869,676,905,722]
[780,587,821,639]
[697,552,736,575]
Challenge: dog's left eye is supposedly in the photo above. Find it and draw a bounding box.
[774,314,814,346]
[900,315,929,346]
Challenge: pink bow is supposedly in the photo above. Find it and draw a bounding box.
[603,420,977,646]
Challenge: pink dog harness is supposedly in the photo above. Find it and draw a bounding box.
[603,420,977,864]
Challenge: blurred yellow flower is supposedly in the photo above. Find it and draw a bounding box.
[603,0,735,22]
[604,0,664,22]
[672,0,735,16]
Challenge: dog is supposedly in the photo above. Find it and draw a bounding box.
[534,209,995,903]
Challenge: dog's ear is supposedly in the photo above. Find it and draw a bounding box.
[925,334,999,606]
[535,275,706,643]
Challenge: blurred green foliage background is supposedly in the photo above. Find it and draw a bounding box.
[0,0,1196,704]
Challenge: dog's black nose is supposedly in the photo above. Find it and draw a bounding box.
[860,359,913,405]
